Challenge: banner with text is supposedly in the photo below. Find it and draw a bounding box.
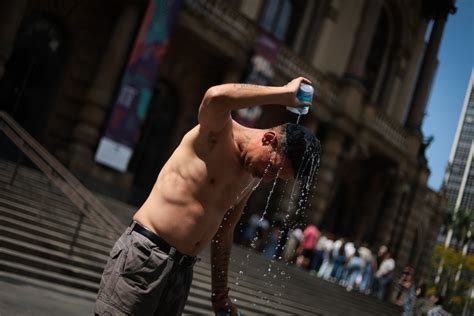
[234,35,279,127]
[95,0,181,172]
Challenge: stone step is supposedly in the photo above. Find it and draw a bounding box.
[0,179,106,228]
[0,171,129,232]
[190,269,322,315]
[0,235,105,272]
[198,246,401,315]
[0,258,99,292]
[0,159,124,237]
[0,172,77,210]
[0,159,401,315]
[0,199,111,245]
[193,259,370,315]
[0,218,110,262]
[0,247,102,284]
[0,271,97,301]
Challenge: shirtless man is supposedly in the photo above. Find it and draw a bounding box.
[94,77,320,315]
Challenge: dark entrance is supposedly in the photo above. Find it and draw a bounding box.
[0,12,66,140]
[321,156,394,243]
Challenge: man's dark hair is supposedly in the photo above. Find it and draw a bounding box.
[281,123,321,181]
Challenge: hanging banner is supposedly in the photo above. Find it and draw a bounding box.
[95,0,181,172]
[235,35,279,127]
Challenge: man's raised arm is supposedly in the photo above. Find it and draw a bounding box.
[198,77,311,131]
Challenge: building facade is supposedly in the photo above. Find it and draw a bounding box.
[443,71,474,213]
[0,0,456,280]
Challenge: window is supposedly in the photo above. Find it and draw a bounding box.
[261,0,292,41]
[365,10,389,98]
[259,0,307,46]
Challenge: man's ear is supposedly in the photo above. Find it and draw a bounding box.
[262,131,277,147]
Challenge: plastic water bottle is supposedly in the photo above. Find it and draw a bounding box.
[287,83,314,115]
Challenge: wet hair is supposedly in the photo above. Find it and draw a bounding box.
[280,123,321,181]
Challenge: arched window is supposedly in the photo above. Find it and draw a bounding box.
[259,0,306,46]
[365,10,389,99]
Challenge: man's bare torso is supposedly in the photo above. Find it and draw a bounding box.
[133,121,253,256]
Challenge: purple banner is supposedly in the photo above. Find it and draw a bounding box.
[235,35,280,126]
[96,0,181,172]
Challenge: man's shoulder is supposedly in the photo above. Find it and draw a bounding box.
[196,120,236,136]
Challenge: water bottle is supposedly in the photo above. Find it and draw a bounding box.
[287,83,314,115]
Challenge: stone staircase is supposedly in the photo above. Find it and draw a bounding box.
[0,111,401,315]
[0,159,403,315]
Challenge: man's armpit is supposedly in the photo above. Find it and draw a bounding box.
[208,131,219,146]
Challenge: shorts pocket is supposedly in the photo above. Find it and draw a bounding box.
[121,236,156,275]
[112,247,171,313]
[98,244,125,299]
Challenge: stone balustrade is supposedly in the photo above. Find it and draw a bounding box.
[183,0,338,107]
[185,0,410,150]
[373,111,409,152]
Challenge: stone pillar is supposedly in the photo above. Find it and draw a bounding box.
[309,128,345,224]
[354,169,393,244]
[405,1,456,130]
[374,175,410,246]
[344,0,383,82]
[69,1,142,171]
[417,195,446,279]
[338,0,383,121]
[0,0,28,79]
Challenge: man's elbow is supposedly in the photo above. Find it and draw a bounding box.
[198,86,228,125]
[202,86,228,107]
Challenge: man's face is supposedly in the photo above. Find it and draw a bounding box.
[244,131,294,182]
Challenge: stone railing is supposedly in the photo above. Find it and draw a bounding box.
[373,111,409,152]
[183,0,338,107]
[183,0,258,49]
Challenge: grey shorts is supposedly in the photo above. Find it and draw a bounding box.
[94,222,194,316]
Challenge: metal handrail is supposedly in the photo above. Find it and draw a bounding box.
[0,111,124,240]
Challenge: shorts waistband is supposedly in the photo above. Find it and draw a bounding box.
[129,221,199,267]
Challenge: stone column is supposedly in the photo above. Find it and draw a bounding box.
[69,1,142,170]
[0,0,28,79]
[417,195,446,279]
[339,0,383,121]
[309,128,345,225]
[374,175,410,246]
[354,169,393,244]
[344,0,383,82]
[405,1,456,130]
